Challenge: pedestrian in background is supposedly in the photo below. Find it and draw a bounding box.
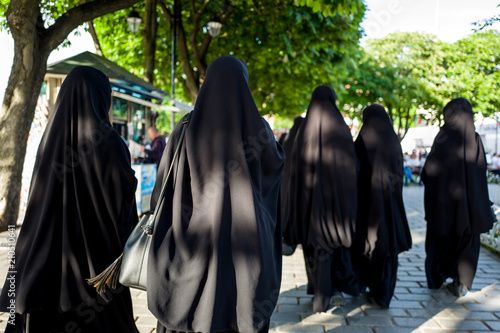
[422,97,494,296]
[352,104,412,308]
[142,126,167,167]
[283,85,360,312]
[147,56,285,333]
[0,66,139,332]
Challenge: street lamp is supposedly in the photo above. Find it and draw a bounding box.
[207,19,223,38]
[125,10,143,34]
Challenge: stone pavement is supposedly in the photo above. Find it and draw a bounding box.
[0,185,500,332]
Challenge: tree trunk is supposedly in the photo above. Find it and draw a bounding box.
[0,0,140,231]
[387,104,394,125]
[143,0,158,83]
[80,0,105,57]
[0,38,51,231]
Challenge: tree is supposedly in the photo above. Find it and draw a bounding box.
[93,0,366,117]
[0,0,141,231]
[441,30,500,117]
[342,32,445,139]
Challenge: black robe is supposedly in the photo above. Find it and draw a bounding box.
[353,104,412,308]
[422,97,494,291]
[0,66,139,332]
[281,116,304,245]
[281,116,304,204]
[282,85,359,312]
[147,56,285,333]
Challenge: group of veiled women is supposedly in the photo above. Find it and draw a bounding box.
[0,56,493,332]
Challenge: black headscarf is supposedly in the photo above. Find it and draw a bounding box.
[422,97,493,236]
[0,66,138,313]
[147,56,285,333]
[283,85,357,249]
[354,104,411,258]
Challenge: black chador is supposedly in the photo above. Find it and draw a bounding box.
[281,115,304,255]
[147,56,285,333]
[422,97,494,296]
[0,66,139,332]
[352,104,412,308]
[283,85,360,312]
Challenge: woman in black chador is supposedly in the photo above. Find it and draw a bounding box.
[282,85,360,312]
[147,56,285,333]
[352,104,412,308]
[422,97,494,296]
[281,115,304,255]
[0,66,139,332]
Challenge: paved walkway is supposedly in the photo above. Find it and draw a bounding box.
[0,185,499,332]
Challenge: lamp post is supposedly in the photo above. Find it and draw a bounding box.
[169,6,223,129]
[170,0,180,131]
[125,10,143,34]
[207,19,223,38]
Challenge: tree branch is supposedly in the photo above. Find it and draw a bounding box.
[79,0,105,57]
[88,21,105,57]
[44,0,141,51]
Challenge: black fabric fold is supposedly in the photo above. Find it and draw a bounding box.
[352,104,412,308]
[147,56,285,333]
[422,97,494,291]
[0,66,138,332]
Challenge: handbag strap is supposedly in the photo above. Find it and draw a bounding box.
[142,111,192,235]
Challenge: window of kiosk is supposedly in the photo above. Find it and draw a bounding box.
[112,97,128,138]
[132,103,146,143]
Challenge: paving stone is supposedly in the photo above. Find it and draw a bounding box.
[270,312,302,324]
[408,287,443,295]
[393,317,440,328]
[484,320,500,331]
[394,293,434,301]
[329,306,365,317]
[346,316,393,326]
[298,297,312,305]
[364,308,407,317]
[277,304,312,313]
[326,327,372,333]
[435,318,491,330]
[483,290,500,297]
[137,328,154,333]
[413,327,462,333]
[395,281,421,288]
[421,301,466,310]
[301,313,345,325]
[374,327,415,333]
[273,323,325,332]
[448,310,498,320]
[406,308,452,318]
[464,303,500,312]
[279,289,309,297]
[389,300,424,309]
[133,305,154,315]
[136,315,159,327]
[278,297,299,305]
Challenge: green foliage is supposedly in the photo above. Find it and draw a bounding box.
[272,114,295,130]
[341,30,500,136]
[93,0,366,118]
[341,32,442,137]
[155,109,186,135]
[441,30,500,117]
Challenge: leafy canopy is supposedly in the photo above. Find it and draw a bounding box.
[93,0,366,120]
